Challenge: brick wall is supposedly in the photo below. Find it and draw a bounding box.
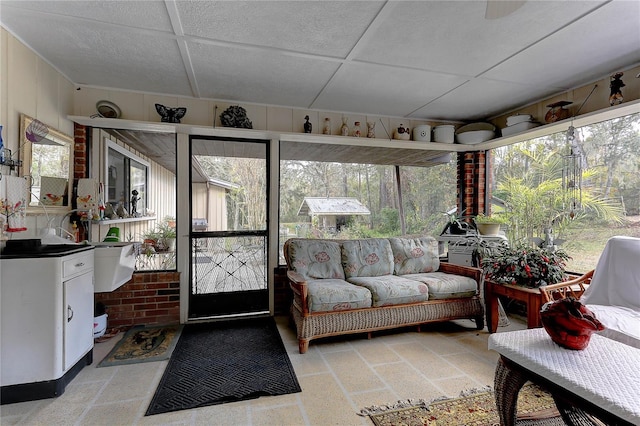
[95,271,181,330]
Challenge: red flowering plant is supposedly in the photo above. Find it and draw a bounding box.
[480,242,571,288]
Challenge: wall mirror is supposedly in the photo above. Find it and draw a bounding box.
[19,114,73,214]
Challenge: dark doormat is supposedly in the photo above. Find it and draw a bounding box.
[145,317,301,416]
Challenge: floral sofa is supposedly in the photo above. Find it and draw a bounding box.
[283,236,484,353]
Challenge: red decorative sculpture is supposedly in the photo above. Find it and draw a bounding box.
[540,297,605,350]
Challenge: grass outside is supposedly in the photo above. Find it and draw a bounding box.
[562,215,640,273]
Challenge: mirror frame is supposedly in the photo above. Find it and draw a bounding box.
[19,114,74,215]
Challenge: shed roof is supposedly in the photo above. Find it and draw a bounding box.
[297,197,371,216]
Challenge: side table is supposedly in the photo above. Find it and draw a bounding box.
[485,280,544,333]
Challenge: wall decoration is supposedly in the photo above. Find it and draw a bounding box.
[0,176,27,232]
[544,101,572,123]
[155,104,187,123]
[304,115,312,133]
[609,72,625,105]
[219,106,253,128]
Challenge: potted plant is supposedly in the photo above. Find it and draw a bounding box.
[480,241,570,288]
[473,213,507,236]
[441,209,471,235]
[155,221,177,252]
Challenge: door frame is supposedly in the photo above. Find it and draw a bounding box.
[176,131,280,323]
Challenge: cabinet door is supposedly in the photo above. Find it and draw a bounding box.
[64,272,94,371]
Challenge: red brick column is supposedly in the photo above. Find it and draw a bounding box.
[457,151,489,218]
[73,123,88,179]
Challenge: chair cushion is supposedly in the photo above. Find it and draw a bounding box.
[389,237,440,275]
[402,272,477,300]
[347,275,429,307]
[586,304,640,349]
[341,238,394,279]
[306,279,372,313]
[286,239,345,281]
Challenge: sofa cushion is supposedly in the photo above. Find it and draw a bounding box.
[389,237,440,275]
[347,275,429,307]
[586,304,640,349]
[402,272,477,300]
[306,279,372,313]
[341,238,394,279]
[286,239,345,281]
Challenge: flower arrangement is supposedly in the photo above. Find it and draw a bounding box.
[481,242,570,288]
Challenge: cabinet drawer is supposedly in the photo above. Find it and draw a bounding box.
[63,253,94,278]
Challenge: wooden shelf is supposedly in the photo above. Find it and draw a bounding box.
[92,216,156,225]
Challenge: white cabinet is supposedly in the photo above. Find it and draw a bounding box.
[1,246,95,403]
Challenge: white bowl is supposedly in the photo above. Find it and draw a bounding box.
[506,114,533,126]
[456,122,496,133]
[501,121,541,136]
[456,129,495,144]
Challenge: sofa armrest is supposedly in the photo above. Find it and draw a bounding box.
[438,262,483,289]
[287,270,310,315]
[538,269,594,303]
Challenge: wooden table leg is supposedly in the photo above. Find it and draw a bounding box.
[486,282,499,333]
[494,356,528,426]
[526,293,542,329]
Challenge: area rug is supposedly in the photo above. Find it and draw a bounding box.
[145,317,301,416]
[360,384,562,426]
[97,324,183,368]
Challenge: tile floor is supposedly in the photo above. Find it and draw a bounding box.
[1,315,526,425]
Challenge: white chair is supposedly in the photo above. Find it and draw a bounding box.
[541,236,640,347]
[580,236,640,347]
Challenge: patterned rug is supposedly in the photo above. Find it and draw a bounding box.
[97,324,183,367]
[145,317,301,416]
[360,384,563,426]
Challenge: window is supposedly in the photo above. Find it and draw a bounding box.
[105,139,150,216]
[491,113,640,273]
[278,158,458,263]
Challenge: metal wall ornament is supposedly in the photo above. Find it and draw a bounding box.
[219,106,253,129]
[562,125,582,219]
[155,104,187,123]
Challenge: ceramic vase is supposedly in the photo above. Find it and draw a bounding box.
[323,118,331,135]
[340,117,349,136]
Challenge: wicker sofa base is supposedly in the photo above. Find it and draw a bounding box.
[291,296,484,353]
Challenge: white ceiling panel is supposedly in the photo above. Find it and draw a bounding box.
[312,62,469,117]
[1,0,173,32]
[1,0,638,122]
[177,0,384,57]
[412,78,560,122]
[189,41,341,106]
[353,1,606,76]
[483,0,640,89]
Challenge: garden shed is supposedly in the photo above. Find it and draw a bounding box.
[297,197,370,232]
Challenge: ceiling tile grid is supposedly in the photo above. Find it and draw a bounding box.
[2,0,639,122]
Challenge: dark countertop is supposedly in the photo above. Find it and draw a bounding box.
[1,244,95,259]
